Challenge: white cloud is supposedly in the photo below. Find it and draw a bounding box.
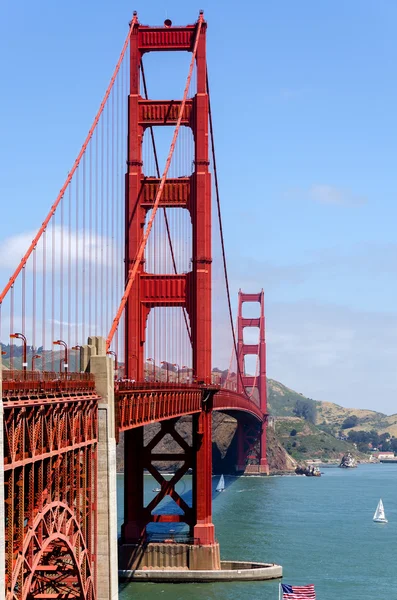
[309,184,367,206]
[0,226,121,273]
[266,300,397,414]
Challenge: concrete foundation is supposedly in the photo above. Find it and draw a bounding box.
[89,340,118,600]
[237,464,270,475]
[119,542,220,572]
[119,560,282,582]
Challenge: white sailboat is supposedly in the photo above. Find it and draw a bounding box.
[216,474,225,492]
[373,498,388,523]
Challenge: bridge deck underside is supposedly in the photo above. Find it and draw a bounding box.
[115,383,264,431]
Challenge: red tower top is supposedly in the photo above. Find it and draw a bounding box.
[125,13,212,384]
[237,290,267,417]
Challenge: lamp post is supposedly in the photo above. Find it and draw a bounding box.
[10,333,27,375]
[53,340,68,374]
[31,354,41,371]
[173,363,180,384]
[72,345,82,373]
[160,361,169,383]
[107,351,118,377]
[147,357,155,382]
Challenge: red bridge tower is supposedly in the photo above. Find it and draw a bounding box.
[236,290,269,474]
[120,13,219,569]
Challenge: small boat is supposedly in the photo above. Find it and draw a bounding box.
[152,487,161,493]
[216,474,225,492]
[373,499,388,523]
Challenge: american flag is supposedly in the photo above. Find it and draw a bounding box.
[281,583,316,599]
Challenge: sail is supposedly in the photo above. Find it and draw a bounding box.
[216,474,225,492]
[373,499,386,521]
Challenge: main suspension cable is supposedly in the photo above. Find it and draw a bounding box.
[0,13,138,306]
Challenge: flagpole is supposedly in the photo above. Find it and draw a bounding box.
[279,583,281,600]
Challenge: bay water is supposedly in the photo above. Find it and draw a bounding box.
[118,464,397,599]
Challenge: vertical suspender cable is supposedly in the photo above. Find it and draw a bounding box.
[140,61,192,343]
[0,15,137,306]
[207,71,245,393]
[107,15,204,350]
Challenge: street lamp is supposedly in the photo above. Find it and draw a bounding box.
[173,363,180,384]
[53,340,68,374]
[147,357,155,382]
[10,333,27,374]
[72,345,83,373]
[107,351,118,376]
[160,361,169,383]
[31,354,41,371]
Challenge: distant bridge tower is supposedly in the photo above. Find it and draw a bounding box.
[236,290,269,474]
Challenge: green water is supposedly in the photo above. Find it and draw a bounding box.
[118,464,397,599]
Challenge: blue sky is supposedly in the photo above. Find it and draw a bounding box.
[1,1,396,412]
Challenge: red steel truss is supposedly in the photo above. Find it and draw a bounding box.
[116,383,264,431]
[236,290,269,472]
[3,389,98,600]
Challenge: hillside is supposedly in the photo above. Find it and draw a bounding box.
[268,378,397,437]
[267,379,319,417]
[274,416,366,462]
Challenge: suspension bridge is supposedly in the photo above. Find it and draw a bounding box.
[0,12,275,600]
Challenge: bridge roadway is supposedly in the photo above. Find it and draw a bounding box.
[116,381,264,431]
[2,374,264,428]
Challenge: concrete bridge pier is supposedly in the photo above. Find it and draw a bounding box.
[83,337,119,600]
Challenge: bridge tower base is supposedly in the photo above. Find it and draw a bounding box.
[120,393,220,571]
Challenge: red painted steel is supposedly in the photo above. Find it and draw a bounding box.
[122,14,209,383]
[2,371,95,398]
[236,290,268,470]
[138,25,196,52]
[120,12,217,548]
[3,391,98,600]
[122,419,194,541]
[141,177,191,209]
[138,99,193,126]
[214,388,264,421]
[115,383,264,430]
[116,383,203,430]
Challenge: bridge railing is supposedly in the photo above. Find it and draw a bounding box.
[2,370,95,396]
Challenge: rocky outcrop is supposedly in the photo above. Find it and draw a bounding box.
[266,425,298,473]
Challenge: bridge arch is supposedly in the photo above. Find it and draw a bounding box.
[9,502,94,600]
